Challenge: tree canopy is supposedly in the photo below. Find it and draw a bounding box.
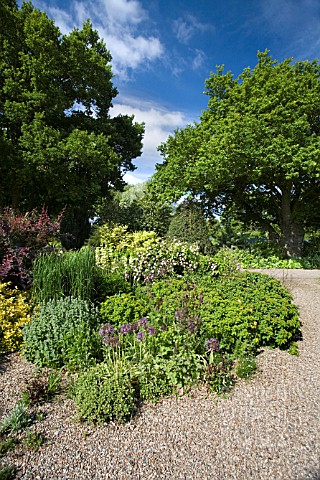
[95,182,172,236]
[150,51,320,257]
[0,0,144,242]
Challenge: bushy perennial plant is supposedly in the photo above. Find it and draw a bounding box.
[96,232,216,285]
[0,208,63,289]
[0,282,31,353]
[23,297,102,369]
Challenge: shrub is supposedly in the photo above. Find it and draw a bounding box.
[0,282,31,353]
[71,360,137,423]
[96,272,131,299]
[32,247,98,303]
[100,293,148,329]
[0,208,63,289]
[0,465,16,480]
[95,227,217,286]
[23,297,102,369]
[198,272,300,351]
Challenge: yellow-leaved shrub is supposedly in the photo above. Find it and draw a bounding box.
[0,282,32,353]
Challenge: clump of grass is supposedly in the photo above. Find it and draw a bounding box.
[22,369,62,404]
[0,400,30,435]
[0,464,16,480]
[32,246,98,303]
[0,437,17,455]
[22,430,45,448]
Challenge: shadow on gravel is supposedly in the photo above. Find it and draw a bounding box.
[0,353,11,375]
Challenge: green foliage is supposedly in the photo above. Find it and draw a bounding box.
[32,247,98,303]
[0,400,30,435]
[23,297,102,369]
[22,369,62,404]
[0,282,31,353]
[0,465,16,480]
[71,360,137,423]
[212,246,242,274]
[197,273,300,351]
[100,293,148,328]
[22,430,45,448]
[97,272,132,298]
[287,342,299,356]
[204,353,235,395]
[216,245,320,269]
[166,200,214,254]
[235,356,257,378]
[151,51,320,257]
[96,231,215,286]
[0,437,16,456]
[0,2,143,227]
[95,183,172,236]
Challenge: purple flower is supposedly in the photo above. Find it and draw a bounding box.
[188,321,196,334]
[118,323,132,335]
[205,338,220,353]
[108,336,120,348]
[99,323,114,338]
[136,331,145,342]
[137,317,148,328]
[148,326,157,336]
[160,325,167,331]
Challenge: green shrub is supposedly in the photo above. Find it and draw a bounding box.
[23,297,102,369]
[97,272,131,298]
[72,360,137,423]
[197,272,300,351]
[32,247,98,303]
[0,282,31,353]
[100,293,148,328]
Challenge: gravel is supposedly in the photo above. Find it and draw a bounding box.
[1,270,320,479]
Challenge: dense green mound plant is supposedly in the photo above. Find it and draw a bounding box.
[32,247,98,303]
[71,359,137,423]
[23,297,102,369]
[100,292,148,328]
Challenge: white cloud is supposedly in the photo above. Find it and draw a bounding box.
[111,97,190,179]
[44,0,164,75]
[192,49,206,70]
[123,172,149,184]
[98,0,146,26]
[47,6,73,35]
[97,28,164,73]
[173,14,214,44]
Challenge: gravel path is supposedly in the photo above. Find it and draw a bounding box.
[1,270,320,479]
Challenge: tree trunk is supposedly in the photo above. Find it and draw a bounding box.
[279,181,304,258]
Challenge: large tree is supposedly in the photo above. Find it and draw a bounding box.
[150,51,320,257]
[0,1,144,245]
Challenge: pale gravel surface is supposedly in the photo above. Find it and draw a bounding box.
[0,269,320,479]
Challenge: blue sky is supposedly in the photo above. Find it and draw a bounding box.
[28,0,320,183]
